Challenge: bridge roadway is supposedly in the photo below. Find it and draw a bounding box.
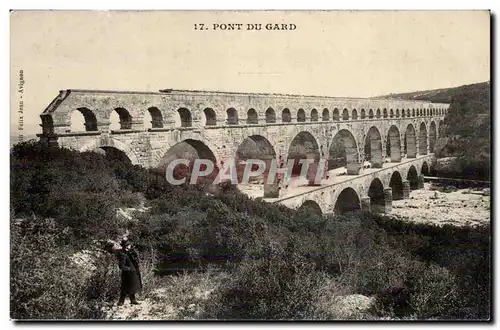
[238,154,432,215]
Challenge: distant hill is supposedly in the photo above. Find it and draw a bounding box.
[382,82,491,179]
[377,81,490,103]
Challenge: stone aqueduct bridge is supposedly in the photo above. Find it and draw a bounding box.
[38,89,449,215]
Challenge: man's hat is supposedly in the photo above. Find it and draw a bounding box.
[120,238,130,247]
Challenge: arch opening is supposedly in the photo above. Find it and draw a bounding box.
[204,108,217,126]
[144,107,163,129]
[95,146,133,164]
[311,109,319,122]
[383,108,388,118]
[80,138,139,165]
[364,126,383,167]
[287,131,321,185]
[342,108,349,121]
[333,108,340,121]
[70,107,98,132]
[247,108,258,124]
[419,122,428,155]
[405,124,417,158]
[236,135,277,185]
[297,109,306,122]
[282,108,291,123]
[360,109,366,119]
[298,200,322,216]
[352,109,358,120]
[429,121,437,153]
[376,109,381,118]
[407,165,419,190]
[110,108,132,130]
[265,108,276,123]
[227,108,239,125]
[368,109,374,119]
[159,139,218,185]
[421,161,430,176]
[389,171,404,200]
[328,129,359,172]
[322,108,330,121]
[388,125,401,162]
[178,108,192,128]
[389,109,394,118]
[368,178,385,214]
[334,187,361,215]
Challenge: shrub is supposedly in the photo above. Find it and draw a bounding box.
[10,217,109,319]
[205,253,326,320]
[118,191,144,208]
[406,263,459,319]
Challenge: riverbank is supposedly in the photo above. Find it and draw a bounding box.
[391,182,490,227]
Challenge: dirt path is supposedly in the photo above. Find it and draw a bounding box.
[391,183,490,227]
[103,270,223,320]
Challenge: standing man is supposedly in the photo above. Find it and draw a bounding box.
[116,238,142,306]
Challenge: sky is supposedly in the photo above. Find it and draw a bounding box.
[10,10,490,135]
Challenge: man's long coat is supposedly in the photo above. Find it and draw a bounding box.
[116,249,143,295]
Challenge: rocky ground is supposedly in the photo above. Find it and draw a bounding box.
[103,283,376,320]
[103,288,205,320]
[391,182,490,227]
[103,269,226,320]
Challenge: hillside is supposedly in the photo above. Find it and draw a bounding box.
[381,82,491,180]
[377,81,490,103]
[10,141,490,320]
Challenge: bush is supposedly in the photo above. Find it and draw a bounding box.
[205,253,326,319]
[118,191,144,208]
[371,215,490,319]
[10,217,114,319]
[407,263,459,319]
